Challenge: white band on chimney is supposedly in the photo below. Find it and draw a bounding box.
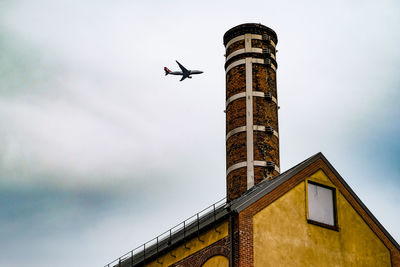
[226,58,275,74]
[253,161,280,173]
[225,91,277,108]
[226,125,279,141]
[225,59,246,74]
[226,161,280,176]
[226,92,246,107]
[225,48,275,62]
[226,126,246,140]
[226,161,247,176]
[253,125,279,138]
[225,48,263,61]
[225,34,276,52]
[225,34,260,51]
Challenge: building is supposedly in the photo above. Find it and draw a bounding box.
[105,23,400,267]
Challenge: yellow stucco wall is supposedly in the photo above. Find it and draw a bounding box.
[145,221,228,267]
[202,255,229,267]
[253,170,391,267]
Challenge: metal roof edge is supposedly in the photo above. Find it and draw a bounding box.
[230,152,323,213]
[112,200,231,267]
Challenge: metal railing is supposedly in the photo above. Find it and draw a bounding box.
[104,197,227,267]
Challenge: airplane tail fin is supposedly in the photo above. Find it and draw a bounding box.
[164,67,171,75]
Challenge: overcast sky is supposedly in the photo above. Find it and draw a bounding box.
[0,0,399,266]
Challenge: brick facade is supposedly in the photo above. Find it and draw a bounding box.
[226,66,245,99]
[226,168,247,201]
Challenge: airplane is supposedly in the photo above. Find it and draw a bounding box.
[164,61,203,81]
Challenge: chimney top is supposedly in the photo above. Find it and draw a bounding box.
[223,23,278,46]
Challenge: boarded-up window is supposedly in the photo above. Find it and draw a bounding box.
[308,182,336,226]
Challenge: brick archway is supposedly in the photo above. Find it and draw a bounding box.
[196,245,230,267]
[169,237,230,267]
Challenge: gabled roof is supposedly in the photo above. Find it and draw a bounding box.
[231,152,400,251]
[107,152,399,266]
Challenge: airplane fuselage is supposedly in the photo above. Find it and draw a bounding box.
[164,61,203,81]
[167,70,203,77]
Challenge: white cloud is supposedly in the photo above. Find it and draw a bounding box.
[0,0,399,266]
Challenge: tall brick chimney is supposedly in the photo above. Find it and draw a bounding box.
[224,23,279,202]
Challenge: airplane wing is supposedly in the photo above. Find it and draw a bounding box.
[180,76,187,81]
[176,61,189,73]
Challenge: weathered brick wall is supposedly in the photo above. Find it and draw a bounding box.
[226,168,247,201]
[226,66,246,99]
[226,133,246,168]
[224,24,279,201]
[226,40,244,56]
[226,98,246,133]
